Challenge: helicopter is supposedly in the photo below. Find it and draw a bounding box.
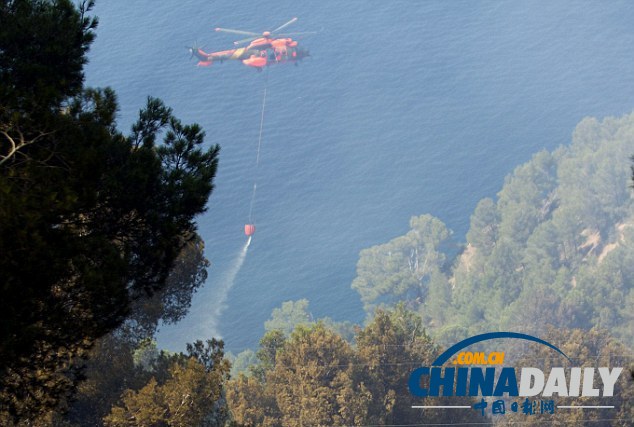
[187,17,312,71]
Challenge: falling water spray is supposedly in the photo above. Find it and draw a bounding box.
[204,238,250,338]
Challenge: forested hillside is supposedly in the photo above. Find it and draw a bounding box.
[226,307,480,426]
[352,113,634,348]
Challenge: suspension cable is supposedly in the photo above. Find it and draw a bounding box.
[248,70,269,223]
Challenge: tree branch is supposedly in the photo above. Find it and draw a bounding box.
[0,129,54,166]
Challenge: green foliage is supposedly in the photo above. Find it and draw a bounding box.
[271,323,361,426]
[0,0,96,120]
[132,339,161,372]
[351,113,634,349]
[500,328,634,427]
[104,339,230,427]
[226,373,279,427]
[355,306,434,424]
[228,349,258,378]
[352,214,452,313]
[229,322,366,426]
[0,1,219,421]
[253,329,286,379]
[263,299,312,336]
[126,235,210,340]
[320,317,357,343]
[64,334,148,427]
[63,236,211,425]
[466,197,500,257]
[227,307,479,425]
[263,299,356,344]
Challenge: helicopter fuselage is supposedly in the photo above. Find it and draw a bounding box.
[191,42,309,70]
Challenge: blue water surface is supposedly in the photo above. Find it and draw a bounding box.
[85,0,634,351]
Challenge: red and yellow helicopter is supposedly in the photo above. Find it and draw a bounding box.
[187,18,311,71]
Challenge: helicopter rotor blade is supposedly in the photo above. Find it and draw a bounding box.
[276,31,317,37]
[233,36,260,45]
[215,27,259,36]
[272,17,297,33]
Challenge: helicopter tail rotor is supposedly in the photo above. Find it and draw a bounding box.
[186,41,203,57]
[186,43,213,66]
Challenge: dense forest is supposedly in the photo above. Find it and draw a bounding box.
[2,1,633,426]
[351,112,634,349]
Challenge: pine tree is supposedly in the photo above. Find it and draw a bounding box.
[0,1,219,421]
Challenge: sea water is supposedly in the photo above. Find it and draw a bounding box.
[85,0,634,351]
